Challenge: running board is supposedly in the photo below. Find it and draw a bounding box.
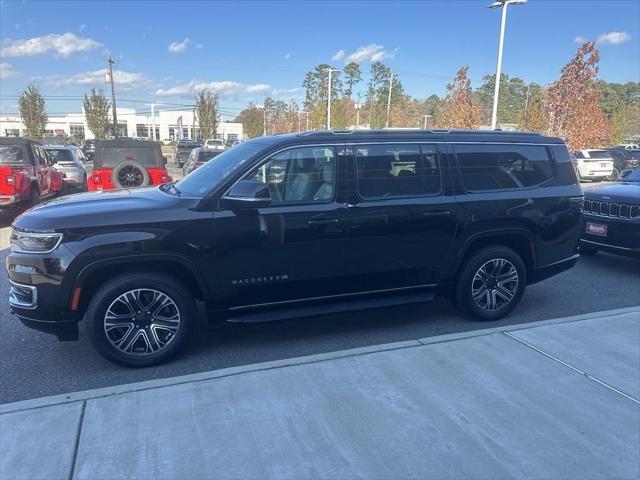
[226,291,436,323]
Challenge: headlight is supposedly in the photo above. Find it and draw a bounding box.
[10,230,63,254]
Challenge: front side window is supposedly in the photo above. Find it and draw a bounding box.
[244,146,335,205]
[455,144,554,191]
[356,144,441,199]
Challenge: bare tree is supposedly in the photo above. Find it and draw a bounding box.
[437,67,480,129]
[195,89,219,139]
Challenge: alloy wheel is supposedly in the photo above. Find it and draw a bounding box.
[471,258,519,311]
[117,165,144,188]
[103,288,181,356]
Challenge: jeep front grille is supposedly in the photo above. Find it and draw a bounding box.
[583,200,640,219]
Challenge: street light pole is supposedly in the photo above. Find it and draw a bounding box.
[422,114,431,129]
[489,0,527,130]
[385,73,394,129]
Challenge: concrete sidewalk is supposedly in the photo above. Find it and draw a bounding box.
[1,307,639,480]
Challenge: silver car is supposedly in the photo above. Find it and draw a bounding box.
[44,145,88,192]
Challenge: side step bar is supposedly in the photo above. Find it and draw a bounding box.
[226,291,436,324]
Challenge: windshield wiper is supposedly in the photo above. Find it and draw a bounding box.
[161,181,181,196]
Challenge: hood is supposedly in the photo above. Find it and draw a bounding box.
[13,186,197,231]
[583,182,640,204]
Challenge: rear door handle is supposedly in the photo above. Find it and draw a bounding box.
[307,219,341,226]
[422,210,451,217]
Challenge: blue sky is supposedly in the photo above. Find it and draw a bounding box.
[1,0,638,120]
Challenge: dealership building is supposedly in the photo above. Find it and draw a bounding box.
[0,107,243,141]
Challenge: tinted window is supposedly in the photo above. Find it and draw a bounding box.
[0,145,26,164]
[97,147,160,168]
[245,146,335,205]
[587,150,611,159]
[356,144,441,199]
[45,149,74,163]
[198,150,221,162]
[455,144,554,191]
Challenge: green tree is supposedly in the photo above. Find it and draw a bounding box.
[83,88,110,140]
[302,64,343,129]
[195,89,219,139]
[234,103,264,138]
[364,63,405,128]
[18,84,48,139]
[343,62,362,99]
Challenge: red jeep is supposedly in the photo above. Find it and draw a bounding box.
[0,137,64,211]
[88,139,172,191]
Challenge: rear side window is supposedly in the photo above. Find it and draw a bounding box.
[45,149,74,163]
[356,144,441,199]
[454,144,554,191]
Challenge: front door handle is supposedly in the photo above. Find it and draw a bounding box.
[422,210,451,217]
[307,219,341,226]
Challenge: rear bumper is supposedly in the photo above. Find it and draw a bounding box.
[0,194,21,207]
[529,254,579,284]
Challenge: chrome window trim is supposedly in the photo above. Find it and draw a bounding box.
[581,239,635,251]
[8,280,38,310]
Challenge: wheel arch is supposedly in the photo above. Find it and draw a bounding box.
[71,255,210,317]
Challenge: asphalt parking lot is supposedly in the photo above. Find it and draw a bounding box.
[1,216,639,403]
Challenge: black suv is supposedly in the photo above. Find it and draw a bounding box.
[7,130,583,366]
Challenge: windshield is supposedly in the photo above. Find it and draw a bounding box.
[96,147,161,168]
[621,169,640,183]
[174,140,266,196]
[45,149,74,163]
[0,145,27,164]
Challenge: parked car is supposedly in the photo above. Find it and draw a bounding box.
[44,145,88,193]
[615,144,639,150]
[87,139,172,191]
[1,137,64,212]
[7,130,582,366]
[605,148,640,181]
[573,149,614,181]
[226,138,240,148]
[182,147,223,176]
[82,139,96,163]
[174,140,200,167]
[580,167,640,258]
[204,138,225,150]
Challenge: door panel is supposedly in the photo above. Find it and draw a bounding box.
[212,145,350,308]
[345,143,457,291]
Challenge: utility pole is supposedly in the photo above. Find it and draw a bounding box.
[523,84,531,127]
[324,67,340,130]
[192,106,196,140]
[385,73,394,129]
[355,103,361,129]
[263,107,267,136]
[422,114,432,129]
[300,110,309,131]
[150,103,156,140]
[107,55,118,138]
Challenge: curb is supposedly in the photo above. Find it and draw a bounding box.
[2,305,638,415]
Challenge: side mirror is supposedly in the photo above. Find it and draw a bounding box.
[222,180,271,209]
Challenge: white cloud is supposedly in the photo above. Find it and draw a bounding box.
[284,52,291,60]
[168,37,190,54]
[155,80,271,98]
[574,31,631,46]
[0,62,17,79]
[331,49,345,61]
[195,43,203,49]
[79,24,86,31]
[596,31,631,45]
[344,44,394,64]
[0,32,101,58]
[39,68,145,89]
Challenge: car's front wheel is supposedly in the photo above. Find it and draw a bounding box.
[86,272,195,366]
[454,246,526,321]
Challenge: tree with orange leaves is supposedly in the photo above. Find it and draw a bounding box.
[437,66,481,129]
[547,42,610,150]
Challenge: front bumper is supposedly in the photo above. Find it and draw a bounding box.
[580,213,640,257]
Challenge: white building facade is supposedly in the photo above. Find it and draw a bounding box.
[0,108,243,141]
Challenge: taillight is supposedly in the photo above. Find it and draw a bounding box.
[160,173,172,183]
[91,174,101,183]
[6,175,16,185]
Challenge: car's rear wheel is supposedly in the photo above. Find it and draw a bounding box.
[86,273,195,366]
[28,188,40,207]
[454,246,526,321]
[608,168,620,182]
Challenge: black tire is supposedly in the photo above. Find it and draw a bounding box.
[111,161,150,189]
[579,244,599,256]
[454,246,527,321]
[81,175,88,192]
[86,272,195,367]
[608,168,620,182]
